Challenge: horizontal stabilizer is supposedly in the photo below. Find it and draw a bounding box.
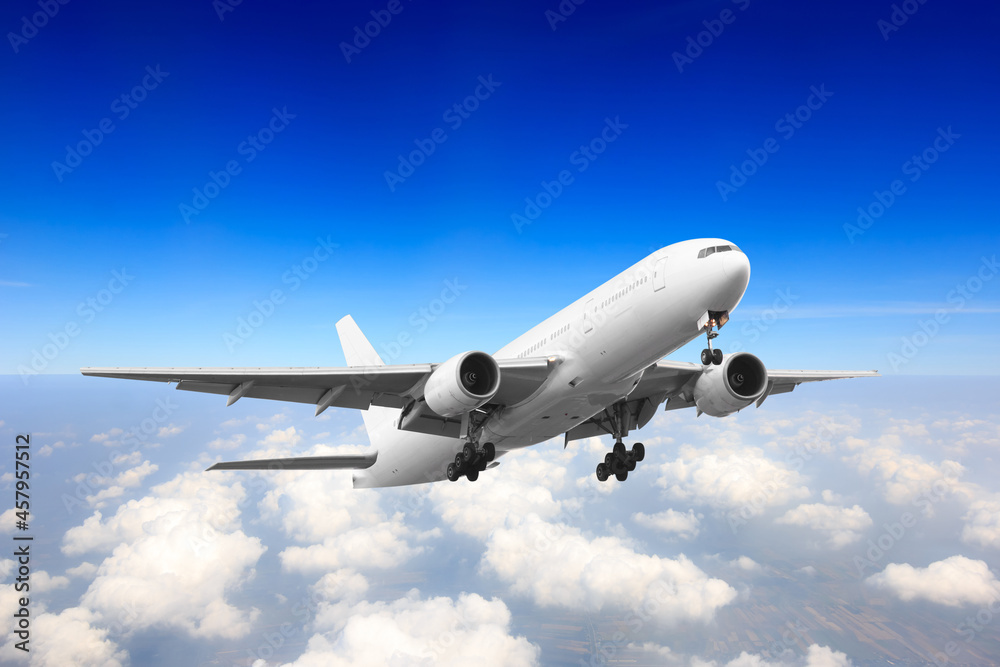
[207,453,377,471]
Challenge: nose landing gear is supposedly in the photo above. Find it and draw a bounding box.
[701,315,724,366]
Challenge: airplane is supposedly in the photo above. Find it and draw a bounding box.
[82,238,878,488]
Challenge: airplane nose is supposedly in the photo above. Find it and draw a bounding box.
[722,250,750,290]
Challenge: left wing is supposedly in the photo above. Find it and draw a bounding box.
[564,359,878,443]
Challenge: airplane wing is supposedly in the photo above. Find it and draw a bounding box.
[563,359,878,443]
[81,357,556,415]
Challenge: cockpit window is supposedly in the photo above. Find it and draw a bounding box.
[697,244,743,258]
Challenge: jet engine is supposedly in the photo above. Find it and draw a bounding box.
[693,352,768,417]
[424,351,501,417]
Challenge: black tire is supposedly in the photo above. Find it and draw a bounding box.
[605,452,615,467]
[701,349,712,365]
[596,463,609,482]
[454,453,465,471]
[613,442,626,459]
[483,442,496,462]
[713,348,723,365]
[611,457,625,476]
[466,467,479,482]
[446,463,459,482]
[615,469,628,482]
[462,442,477,462]
[632,442,645,462]
[626,457,636,472]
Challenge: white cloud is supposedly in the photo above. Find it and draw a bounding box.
[20,607,127,667]
[208,433,246,450]
[654,445,810,512]
[632,509,701,539]
[65,472,265,639]
[694,643,852,667]
[66,562,98,578]
[961,494,1000,549]
[0,508,20,534]
[842,436,966,507]
[282,591,539,666]
[482,515,736,625]
[90,428,123,444]
[775,503,872,548]
[280,513,424,574]
[157,424,185,437]
[866,556,1000,607]
[729,556,762,573]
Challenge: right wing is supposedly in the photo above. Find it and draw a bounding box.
[564,359,878,443]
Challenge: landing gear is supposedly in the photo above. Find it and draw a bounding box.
[595,440,646,483]
[446,441,495,482]
[701,315,724,366]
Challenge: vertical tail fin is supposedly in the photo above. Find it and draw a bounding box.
[335,315,397,443]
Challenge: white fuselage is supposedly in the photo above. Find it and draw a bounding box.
[354,238,751,488]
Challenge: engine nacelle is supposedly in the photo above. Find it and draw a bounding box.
[424,351,501,418]
[693,352,768,417]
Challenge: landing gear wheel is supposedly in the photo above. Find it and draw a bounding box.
[466,467,479,482]
[454,453,465,471]
[631,442,645,462]
[713,348,723,365]
[611,457,626,476]
[446,463,460,482]
[701,349,712,365]
[613,442,626,458]
[626,455,636,472]
[615,469,628,482]
[596,463,609,482]
[462,442,477,462]
[483,442,496,462]
[604,453,615,467]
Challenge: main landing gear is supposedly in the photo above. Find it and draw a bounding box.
[701,316,724,366]
[595,441,644,482]
[446,441,496,482]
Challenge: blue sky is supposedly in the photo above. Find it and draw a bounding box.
[1,3,1000,664]
[1,0,998,376]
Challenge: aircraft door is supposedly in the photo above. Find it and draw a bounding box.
[653,257,668,291]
